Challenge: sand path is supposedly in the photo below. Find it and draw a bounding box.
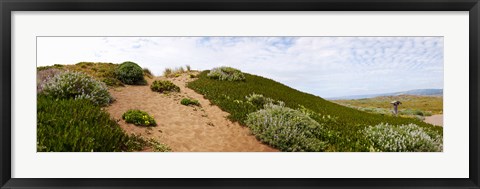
[105,73,277,152]
[424,114,443,127]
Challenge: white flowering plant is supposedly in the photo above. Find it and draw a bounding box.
[207,67,246,81]
[37,68,64,93]
[40,71,114,106]
[363,123,443,152]
[246,103,327,152]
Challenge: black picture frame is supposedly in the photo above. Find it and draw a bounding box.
[1,0,479,188]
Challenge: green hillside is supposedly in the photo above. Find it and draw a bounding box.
[187,70,443,152]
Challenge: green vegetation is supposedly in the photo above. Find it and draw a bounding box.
[150,80,180,93]
[147,138,172,152]
[122,109,157,126]
[38,62,156,87]
[180,98,200,106]
[246,103,327,151]
[245,93,283,108]
[37,95,145,152]
[115,61,147,85]
[40,71,114,106]
[364,123,442,152]
[37,64,65,71]
[187,70,443,152]
[37,68,63,93]
[38,62,125,87]
[207,67,246,81]
[36,62,171,152]
[69,62,124,87]
[333,95,443,117]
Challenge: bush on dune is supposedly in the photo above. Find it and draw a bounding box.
[122,109,157,126]
[115,61,147,85]
[246,103,327,152]
[363,123,442,152]
[181,98,200,106]
[37,68,63,93]
[40,71,113,106]
[245,93,284,108]
[207,67,246,81]
[150,80,180,93]
[37,95,144,152]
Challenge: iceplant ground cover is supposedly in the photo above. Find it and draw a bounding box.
[187,69,443,152]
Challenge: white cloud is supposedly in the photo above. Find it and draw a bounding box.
[37,37,443,98]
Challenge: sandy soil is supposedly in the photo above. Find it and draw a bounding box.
[105,73,277,152]
[424,114,443,127]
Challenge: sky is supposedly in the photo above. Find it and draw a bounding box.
[37,37,443,98]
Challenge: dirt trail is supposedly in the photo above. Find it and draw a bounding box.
[424,114,443,127]
[105,73,277,152]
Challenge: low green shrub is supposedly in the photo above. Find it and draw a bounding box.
[245,93,284,108]
[40,71,113,106]
[181,98,200,106]
[115,61,147,85]
[246,103,327,152]
[37,95,143,152]
[207,67,246,81]
[124,134,149,151]
[150,80,180,93]
[148,138,172,152]
[363,123,442,152]
[101,77,124,87]
[122,109,157,126]
[245,93,271,108]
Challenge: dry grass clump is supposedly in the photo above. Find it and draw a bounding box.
[63,62,124,87]
[143,68,154,78]
[163,65,192,77]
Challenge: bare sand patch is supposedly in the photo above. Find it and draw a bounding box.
[105,73,277,152]
[424,114,443,127]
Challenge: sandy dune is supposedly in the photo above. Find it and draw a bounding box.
[424,114,443,127]
[105,73,277,152]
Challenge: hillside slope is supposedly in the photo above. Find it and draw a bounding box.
[187,71,443,152]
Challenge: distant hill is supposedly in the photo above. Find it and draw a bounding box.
[328,89,443,100]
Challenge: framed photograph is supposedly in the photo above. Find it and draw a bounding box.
[1,0,479,188]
